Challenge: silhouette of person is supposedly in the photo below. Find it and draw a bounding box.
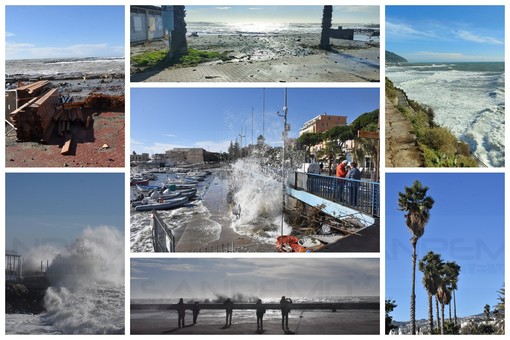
[223,298,234,327]
[176,298,186,328]
[192,301,200,325]
[256,299,266,332]
[280,296,293,332]
[346,161,361,205]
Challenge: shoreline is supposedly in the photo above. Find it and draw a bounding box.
[131,32,380,82]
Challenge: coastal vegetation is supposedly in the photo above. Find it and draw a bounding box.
[131,48,229,69]
[386,78,478,167]
[297,109,379,177]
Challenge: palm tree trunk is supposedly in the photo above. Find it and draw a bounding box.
[453,290,457,325]
[435,296,440,333]
[427,292,434,334]
[320,6,333,50]
[440,303,445,334]
[410,238,417,335]
[167,5,188,63]
[448,302,452,322]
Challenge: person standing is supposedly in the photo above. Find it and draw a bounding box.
[336,159,348,201]
[280,296,293,333]
[224,298,234,327]
[176,298,186,328]
[346,161,362,205]
[192,301,200,325]
[256,299,266,332]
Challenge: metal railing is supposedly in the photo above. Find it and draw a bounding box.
[151,211,176,252]
[288,172,380,217]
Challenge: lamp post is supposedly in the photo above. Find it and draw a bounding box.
[276,88,289,237]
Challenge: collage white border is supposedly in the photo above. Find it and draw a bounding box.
[0,0,508,338]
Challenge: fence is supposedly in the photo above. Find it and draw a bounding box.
[151,211,176,252]
[288,172,380,217]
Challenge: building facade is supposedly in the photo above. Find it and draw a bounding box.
[130,6,166,43]
[299,114,347,136]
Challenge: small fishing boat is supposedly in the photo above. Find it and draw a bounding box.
[134,196,189,211]
[130,176,149,186]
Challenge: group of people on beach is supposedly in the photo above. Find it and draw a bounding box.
[175,296,295,333]
[336,159,361,205]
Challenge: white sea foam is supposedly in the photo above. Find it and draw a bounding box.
[6,226,125,334]
[229,159,292,242]
[387,64,505,167]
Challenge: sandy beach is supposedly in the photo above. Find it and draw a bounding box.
[131,33,379,82]
[131,309,380,335]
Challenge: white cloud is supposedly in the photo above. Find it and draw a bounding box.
[386,21,438,40]
[216,7,231,10]
[5,42,124,60]
[164,133,176,138]
[456,30,503,45]
[6,31,15,37]
[193,140,231,153]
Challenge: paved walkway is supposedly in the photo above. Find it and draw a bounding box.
[385,96,423,167]
[131,52,380,83]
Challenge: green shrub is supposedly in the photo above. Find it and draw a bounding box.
[178,48,229,66]
[421,127,458,156]
[131,49,168,67]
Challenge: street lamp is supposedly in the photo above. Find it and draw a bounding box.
[275,88,289,238]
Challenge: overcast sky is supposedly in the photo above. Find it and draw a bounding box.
[131,258,380,300]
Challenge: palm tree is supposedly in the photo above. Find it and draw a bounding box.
[398,180,435,335]
[419,251,444,334]
[493,284,505,334]
[320,6,333,50]
[317,140,342,176]
[484,304,491,320]
[442,261,461,325]
[437,283,451,334]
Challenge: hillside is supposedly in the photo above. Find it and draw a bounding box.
[386,51,408,64]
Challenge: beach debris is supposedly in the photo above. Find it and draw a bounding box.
[61,139,73,155]
[205,75,220,79]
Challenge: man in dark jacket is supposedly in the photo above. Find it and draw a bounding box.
[176,298,186,328]
[280,296,293,333]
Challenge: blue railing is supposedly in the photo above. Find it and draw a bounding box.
[288,172,380,217]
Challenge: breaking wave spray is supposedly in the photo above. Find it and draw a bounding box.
[41,226,124,334]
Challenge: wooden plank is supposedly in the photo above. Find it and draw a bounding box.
[61,139,72,155]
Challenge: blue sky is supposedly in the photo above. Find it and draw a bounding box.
[131,87,379,155]
[131,258,379,300]
[386,173,504,321]
[187,5,379,24]
[386,6,504,62]
[6,173,125,256]
[5,6,124,60]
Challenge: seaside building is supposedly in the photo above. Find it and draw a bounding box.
[299,113,347,136]
[130,152,150,163]
[130,6,166,43]
[164,148,204,164]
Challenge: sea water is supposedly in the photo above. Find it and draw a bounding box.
[386,62,505,167]
[6,226,125,334]
[130,161,291,252]
[186,22,379,42]
[5,57,125,80]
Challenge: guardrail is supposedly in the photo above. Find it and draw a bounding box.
[151,211,176,252]
[288,172,380,217]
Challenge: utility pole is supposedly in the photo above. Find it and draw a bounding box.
[276,88,289,237]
